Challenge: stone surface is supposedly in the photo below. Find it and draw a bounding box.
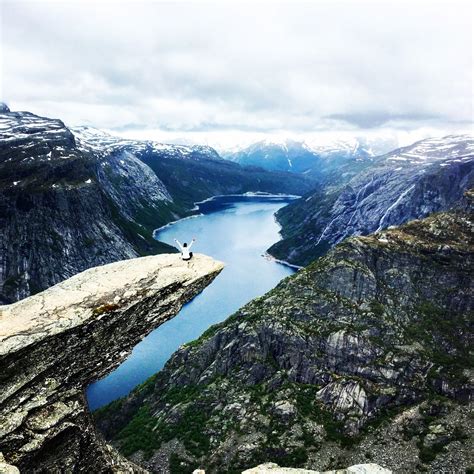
[242,463,391,473]
[96,205,473,473]
[0,254,223,472]
[0,453,19,473]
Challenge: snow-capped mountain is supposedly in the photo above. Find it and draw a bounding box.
[72,126,222,161]
[269,134,474,266]
[0,106,314,303]
[221,136,400,177]
[222,139,317,172]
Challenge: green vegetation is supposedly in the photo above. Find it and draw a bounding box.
[405,301,473,383]
[277,447,308,467]
[104,195,176,257]
[169,453,199,474]
[369,300,385,317]
[114,385,212,461]
[116,405,158,458]
[294,384,350,445]
[92,397,124,419]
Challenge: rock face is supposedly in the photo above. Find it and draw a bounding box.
[0,107,314,303]
[0,253,224,472]
[269,135,474,266]
[95,205,473,473]
[0,109,176,303]
[241,462,391,474]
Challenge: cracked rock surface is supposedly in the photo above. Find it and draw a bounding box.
[0,254,223,472]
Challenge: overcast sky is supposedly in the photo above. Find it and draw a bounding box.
[1,0,472,148]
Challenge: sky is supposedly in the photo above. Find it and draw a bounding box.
[1,0,473,149]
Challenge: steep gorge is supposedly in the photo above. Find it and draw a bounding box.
[96,197,473,473]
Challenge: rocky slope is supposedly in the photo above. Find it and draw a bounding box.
[0,106,313,303]
[95,202,473,473]
[269,135,474,266]
[0,253,224,472]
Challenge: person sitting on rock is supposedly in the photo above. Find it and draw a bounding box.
[174,238,196,261]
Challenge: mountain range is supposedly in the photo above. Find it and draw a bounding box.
[0,103,472,474]
[268,134,474,266]
[221,136,399,183]
[0,106,314,303]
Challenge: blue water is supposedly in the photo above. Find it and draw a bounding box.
[86,195,296,410]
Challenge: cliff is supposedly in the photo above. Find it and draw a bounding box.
[96,207,473,473]
[269,135,474,266]
[0,108,176,303]
[0,254,224,472]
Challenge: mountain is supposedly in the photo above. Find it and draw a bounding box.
[73,128,315,209]
[95,198,473,473]
[268,135,474,266]
[0,107,315,303]
[221,137,398,183]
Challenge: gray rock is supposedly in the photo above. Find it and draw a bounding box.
[241,463,391,473]
[0,254,223,472]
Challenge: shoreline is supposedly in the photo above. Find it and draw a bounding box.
[153,192,301,237]
[263,251,303,270]
[194,191,301,205]
[268,205,303,270]
[152,213,204,237]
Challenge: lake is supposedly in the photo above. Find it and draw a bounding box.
[86,194,296,410]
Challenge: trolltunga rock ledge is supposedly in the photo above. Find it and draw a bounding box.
[0,254,224,472]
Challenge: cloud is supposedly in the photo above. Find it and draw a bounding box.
[1,0,472,147]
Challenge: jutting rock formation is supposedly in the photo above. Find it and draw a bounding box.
[0,254,224,472]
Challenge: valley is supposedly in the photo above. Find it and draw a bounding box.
[95,197,473,473]
[2,3,472,473]
[0,104,472,474]
[87,194,296,410]
[0,106,313,303]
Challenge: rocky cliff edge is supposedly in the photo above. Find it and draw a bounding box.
[0,254,224,472]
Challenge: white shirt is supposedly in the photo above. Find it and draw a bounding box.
[175,239,195,260]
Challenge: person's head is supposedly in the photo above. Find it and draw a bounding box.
[183,242,188,247]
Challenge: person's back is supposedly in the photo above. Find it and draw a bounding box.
[174,238,196,261]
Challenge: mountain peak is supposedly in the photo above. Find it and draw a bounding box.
[0,102,11,113]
